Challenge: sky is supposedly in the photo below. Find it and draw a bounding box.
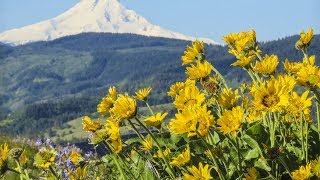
[0,0,319,43]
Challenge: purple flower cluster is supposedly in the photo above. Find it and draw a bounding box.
[35,138,56,148]
[35,137,96,179]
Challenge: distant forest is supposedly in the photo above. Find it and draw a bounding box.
[0,32,319,137]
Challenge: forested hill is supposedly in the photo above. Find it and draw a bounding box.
[0,33,319,137]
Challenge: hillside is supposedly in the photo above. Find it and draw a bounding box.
[0,33,319,138]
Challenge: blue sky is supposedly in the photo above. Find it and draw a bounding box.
[0,0,319,43]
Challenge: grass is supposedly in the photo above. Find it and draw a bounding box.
[50,103,174,143]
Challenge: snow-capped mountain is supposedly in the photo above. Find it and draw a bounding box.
[0,0,218,45]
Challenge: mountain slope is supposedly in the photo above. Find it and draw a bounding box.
[0,0,218,45]
[0,33,319,137]
[0,33,319,114]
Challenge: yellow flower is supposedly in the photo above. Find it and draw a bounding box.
[182,162,212,180]
[296,28,314,50]
[168,79,196,97]
[97,86,117,115]
[303,55,316,66]
[181,40,204,65]
[287,91,312,114]
[144,112,168,128]
[251,75,295,112]
[186,60,212,80]
[292,164,311,180]
[82,116,101,132]
[310,157,320,178]
[140,136,153,151]
[243,167,258,180]
[296,64,320,88]
[33,149,56,169]
[0,143,9,161]
[105,119,122,153]
[224,30,260,68]
[106,119,120,140]
[110,138,122,154]
[154,148,171,159]
[110,94,137,120]
[169,106,214,137]
[170,145,190,166]
[223,30,257,50]
[223,32,239,45]
[69,165,88,180]
[217,106,244,137]
[0,143,9,175]
[133,87,152,101]
[300,28,314,44]
[217,88,240,109]
[253,54,279,75]
[69,151,82,165]
[303,108,313,124]
[0,160,3,175]
[283,59,303,75]
[231,54,256,67]
[246,109,262,124]
[224,30,261,67]
[173,84,205,110]
[125,149,136,162]
[20,150,27,165]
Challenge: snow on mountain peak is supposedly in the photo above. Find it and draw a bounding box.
[0,0,219,45]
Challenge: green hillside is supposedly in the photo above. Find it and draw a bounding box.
[0,33,319,138]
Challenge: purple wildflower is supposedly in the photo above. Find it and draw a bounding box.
[66,158,73,169]
[85,151,93,159]
[35,138,43,146]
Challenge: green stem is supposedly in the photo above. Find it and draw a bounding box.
[112,154,127,180]
[15,159,30,180]
[197,132,226,180]
[118,154,137,180]
[302,48,309,60]
[145,102,155,116]
[128,120,144,140]
[303,113,309,163]
[235,137,243,175]
[316,99,320,140]
[212,65,229,88]
[268,113,275,148]
[135,117,175,179]
[246,69,259,86]
[7,167,21,175]
[255,51,263,61]
[305,122,309,163]
[300,112,305,162]
[49,165,59,179]
[102,141,128,180]
[278,158,293,179]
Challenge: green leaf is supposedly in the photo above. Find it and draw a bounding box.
[170,134,182,144]
[91,129,106,144]
[212,131,220,144]
[254,158,271,171]
[286,145,303,160]
[125,137,140,145]
[246,123,263,135]
[242,134,264,158]
[245,148,259,160]
[101,154,113,163]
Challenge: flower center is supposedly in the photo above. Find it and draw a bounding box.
[184,99,197,106]
[262,94,279,108]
